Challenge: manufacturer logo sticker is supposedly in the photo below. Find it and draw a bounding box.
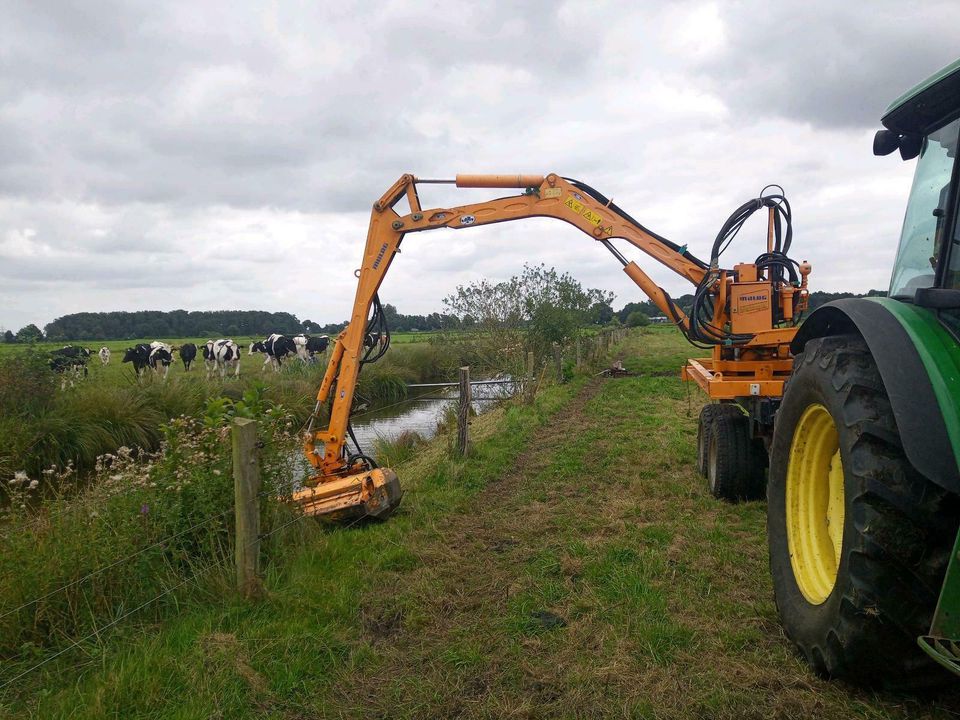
[371,242,389,269]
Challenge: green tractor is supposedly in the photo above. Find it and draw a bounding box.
[766,58,960,686]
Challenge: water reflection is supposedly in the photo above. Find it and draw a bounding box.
[351,378,516,459]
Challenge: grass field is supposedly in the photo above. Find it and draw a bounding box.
[0,331,435,385]
[4,327,959,718]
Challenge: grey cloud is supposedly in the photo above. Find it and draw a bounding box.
[701,1,960,129]
[0,1,596,213]
[0,1,949,332]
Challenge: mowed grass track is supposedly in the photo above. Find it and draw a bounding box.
[8,330,960,718]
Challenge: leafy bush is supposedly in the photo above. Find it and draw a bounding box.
[626,311,650,327]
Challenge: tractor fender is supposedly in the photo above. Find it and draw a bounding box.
[791,298,960,495]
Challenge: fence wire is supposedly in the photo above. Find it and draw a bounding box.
[0,505,236,623]
[0,487,368,693]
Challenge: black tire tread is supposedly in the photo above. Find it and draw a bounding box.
[697,403,742,477]
[709,412,765,502]
[769,334,959,688]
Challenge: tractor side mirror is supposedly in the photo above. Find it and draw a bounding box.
[873,130,923,160]
[899,133,923,161]
[873,129,900,156]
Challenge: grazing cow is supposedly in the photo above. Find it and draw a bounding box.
[98,347,110,365]
[249,334,297,372]
[149,341,172,358]
[148,344,173,379]
[203,339,241,379]
[292,334,330,363]
[49,346,92,388]
[178,343,197,371]
[122,343,152,378]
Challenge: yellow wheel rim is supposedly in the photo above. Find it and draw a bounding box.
[786,403,845,605]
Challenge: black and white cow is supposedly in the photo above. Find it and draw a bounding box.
[122,343,152,378]
[146,343,172,379]
[147,342,173,379]
[49,346,92,388]
[292,334,330,363]
[249,334,297,372]
[98,347,111,365]
[178,343,197,371]
[203,339,241,379]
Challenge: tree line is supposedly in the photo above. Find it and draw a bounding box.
[1,288,889,344]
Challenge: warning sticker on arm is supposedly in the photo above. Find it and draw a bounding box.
[564,196,603,226]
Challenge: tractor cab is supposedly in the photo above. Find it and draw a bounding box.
[876,58,960,326]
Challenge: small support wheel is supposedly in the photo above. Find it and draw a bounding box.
[706,411,765,502]
[696,403,742,477]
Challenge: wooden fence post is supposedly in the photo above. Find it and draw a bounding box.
[575,336,582,369]
[553,342,562,383]
[232,417,263,599]
[525,351,535,404]
[457,366,471,456]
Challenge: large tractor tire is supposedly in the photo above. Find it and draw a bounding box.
[767,334,959,687]
[705,410,766,502]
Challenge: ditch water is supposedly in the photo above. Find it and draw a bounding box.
[287,376,517,485]
[349,377,516,458]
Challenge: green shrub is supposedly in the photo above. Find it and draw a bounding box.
[626,311,650,327]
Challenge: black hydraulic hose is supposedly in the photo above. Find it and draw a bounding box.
[346,422,378,470]
[563,177,709,270]
[360,294,391,366]
[580,180,799,347]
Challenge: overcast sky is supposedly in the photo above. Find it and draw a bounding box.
[1,1,958,332]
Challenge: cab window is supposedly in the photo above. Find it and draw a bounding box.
[889,118,960,298]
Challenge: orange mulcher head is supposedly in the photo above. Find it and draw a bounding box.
[291,468,402,521]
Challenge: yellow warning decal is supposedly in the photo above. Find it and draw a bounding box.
[564,196,604,226]
[542,187,562,199]
[564,196,584,214]
[581,208,603,226]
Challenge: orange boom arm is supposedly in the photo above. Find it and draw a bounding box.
[293,173,809,519]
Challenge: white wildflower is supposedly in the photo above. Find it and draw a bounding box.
[28,479,39,490]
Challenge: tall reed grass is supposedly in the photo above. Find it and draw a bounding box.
[0,340,471,491]
[0,400,306,666]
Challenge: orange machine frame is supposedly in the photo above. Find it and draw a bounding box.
[292,173,810,517]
